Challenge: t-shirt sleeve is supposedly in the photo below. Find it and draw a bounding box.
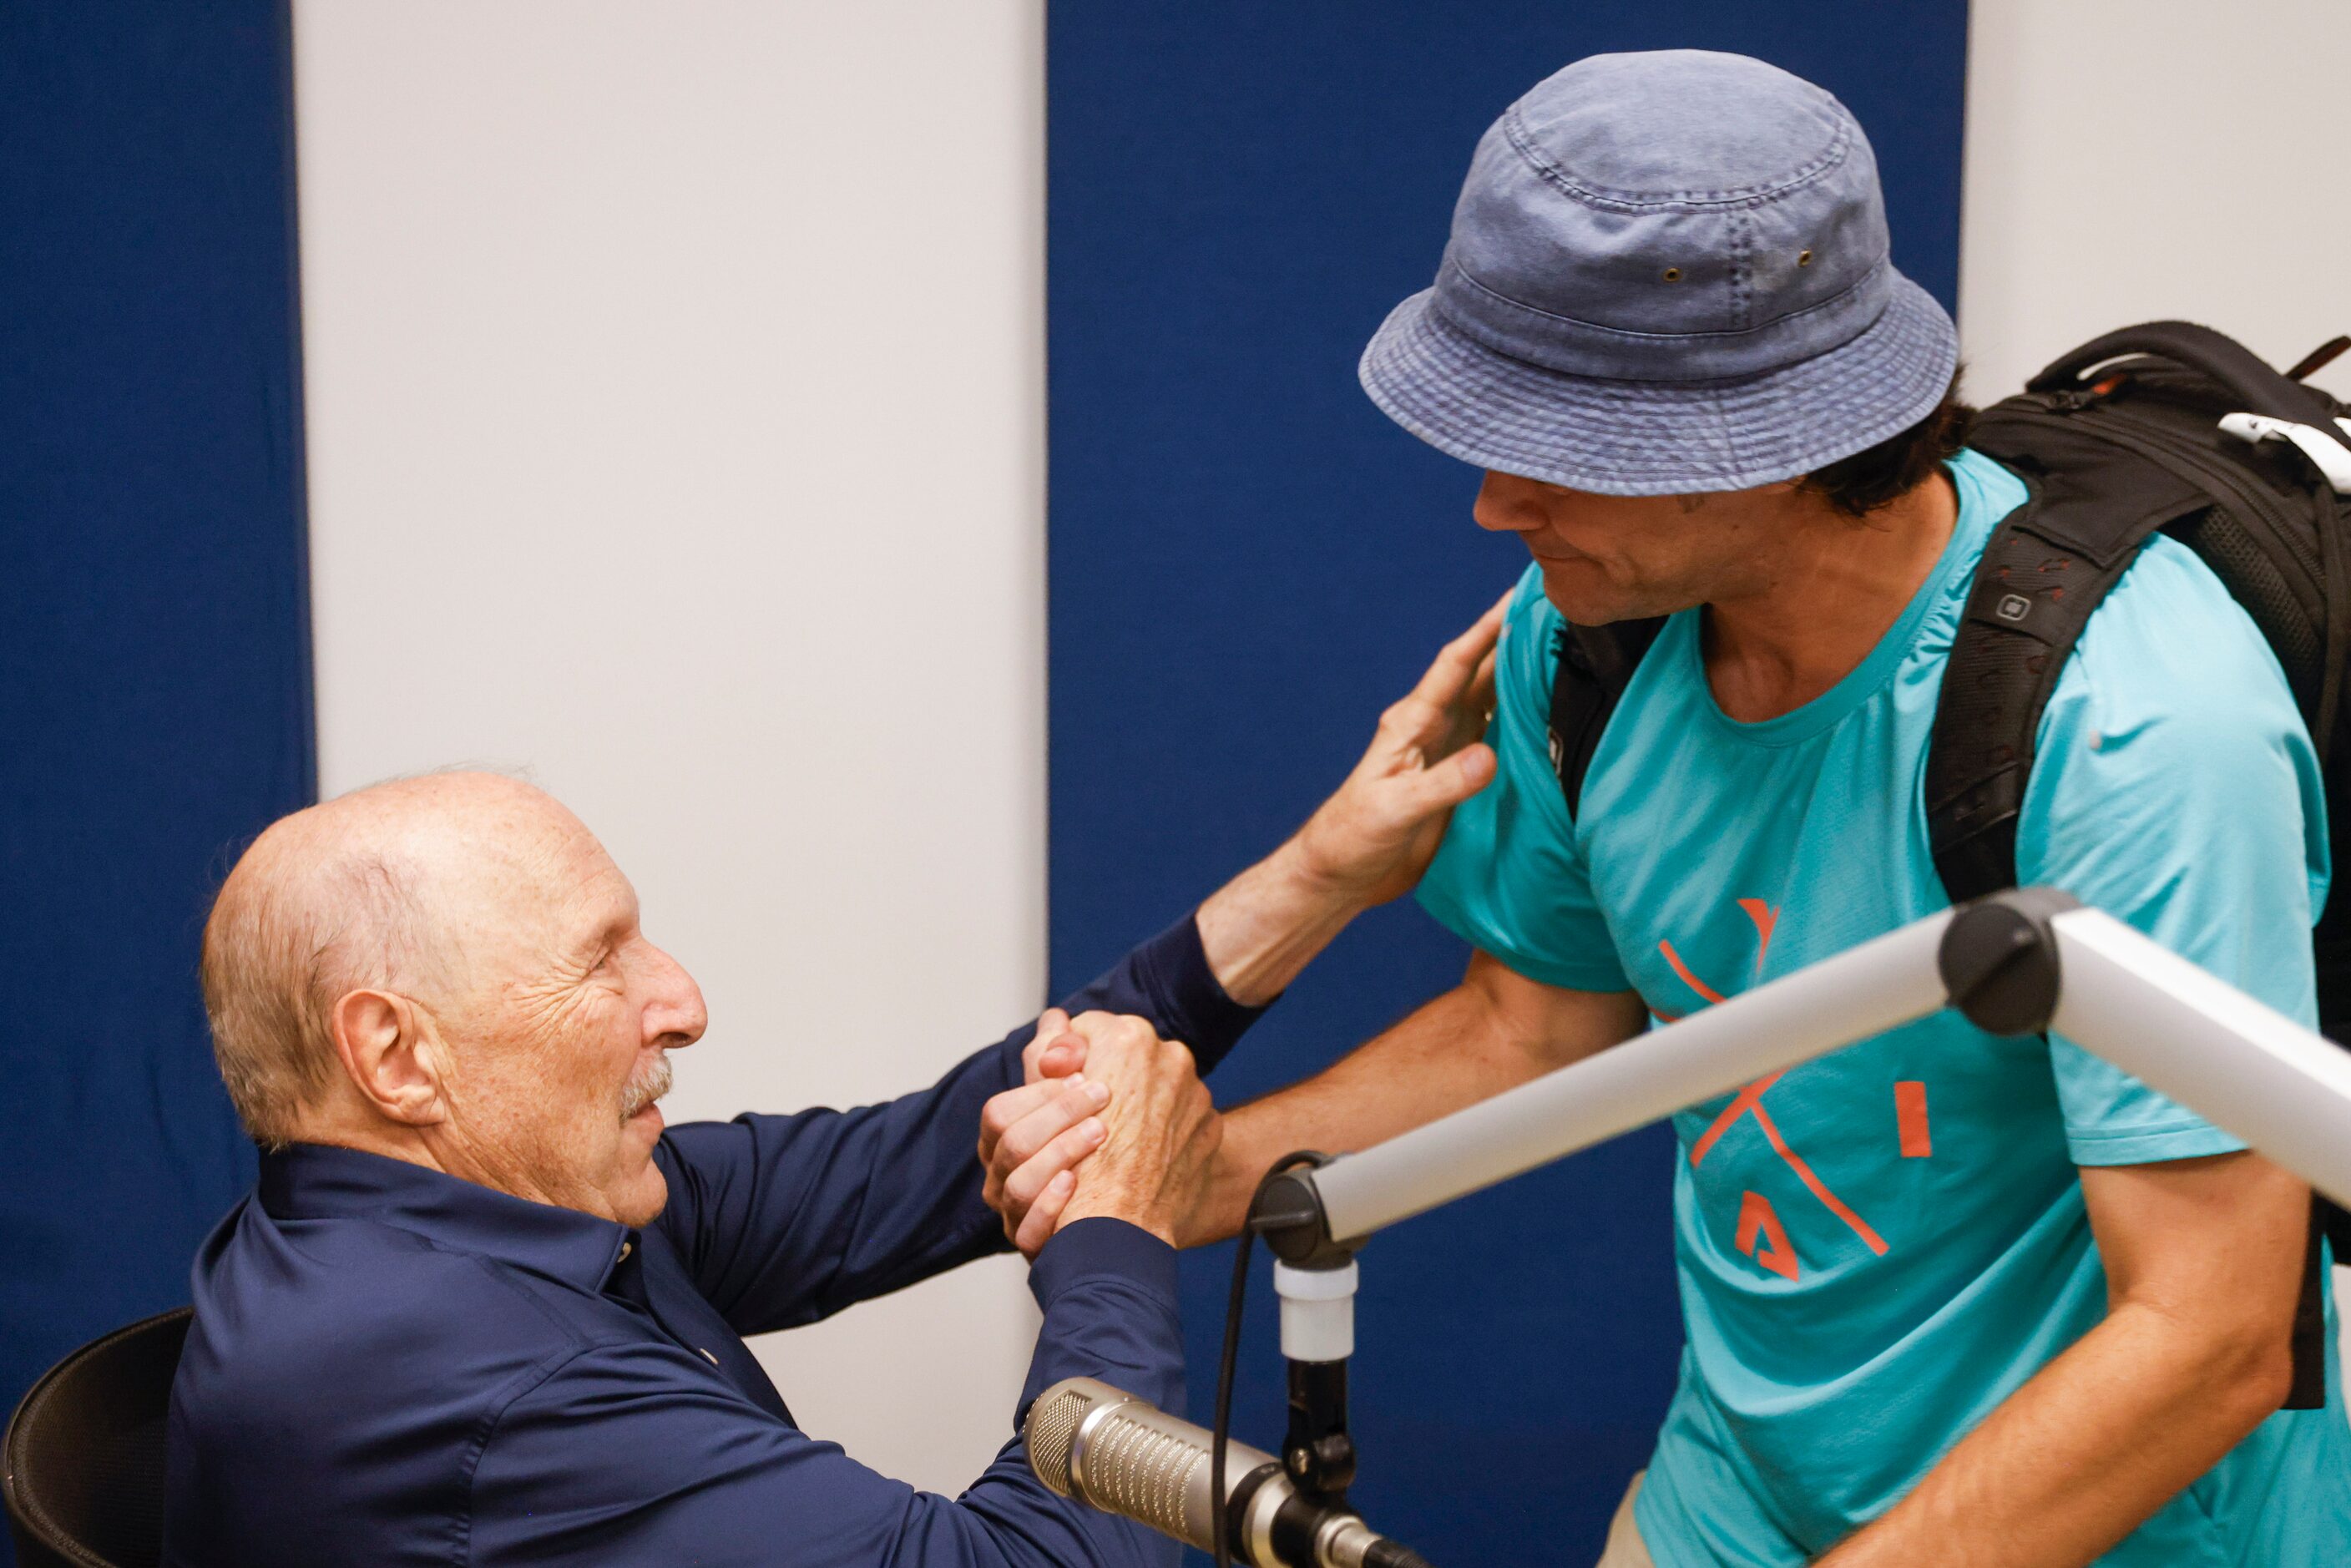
[2017,535,2332,1167]
[1414,567,1631,993]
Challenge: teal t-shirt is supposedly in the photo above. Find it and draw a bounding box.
[1418,450,2348,1565]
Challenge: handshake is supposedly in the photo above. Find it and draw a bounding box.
[977,1009,1220,1257]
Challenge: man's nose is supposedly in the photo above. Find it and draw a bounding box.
[643,945,709,1049]
[1473,470,1547,534]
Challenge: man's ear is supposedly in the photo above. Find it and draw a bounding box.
[328,989,450,1126]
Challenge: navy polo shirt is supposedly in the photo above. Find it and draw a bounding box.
[164,914,1265,1566]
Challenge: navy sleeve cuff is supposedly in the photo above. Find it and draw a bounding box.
[1027,1216,1179,1311]
[1059,912,1272,1077]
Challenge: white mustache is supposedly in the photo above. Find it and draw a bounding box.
[620,1054,673,1121]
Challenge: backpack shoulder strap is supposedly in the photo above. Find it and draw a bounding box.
[1959,392,2342,1412]
[1547,616,1666,819]
[1926,420,2207,902]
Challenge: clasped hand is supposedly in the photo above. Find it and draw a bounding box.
[978,1009,1219,1257]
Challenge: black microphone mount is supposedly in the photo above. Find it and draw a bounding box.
[1209,1156,1436,1568]
[1249,1157,1360,1506]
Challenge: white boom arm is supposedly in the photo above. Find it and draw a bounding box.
[1269,893,2351,1254]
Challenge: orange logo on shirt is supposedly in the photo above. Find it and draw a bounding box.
[1735,1191,1800,1281]
[1657,900,1891,1273]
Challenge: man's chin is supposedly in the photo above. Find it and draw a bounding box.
[1539,570,1637,626]
[1537,561,1680,626]
[607,1110,670,1227]
[612,1165,669,1229]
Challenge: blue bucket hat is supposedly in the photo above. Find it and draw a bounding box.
[1359,50,1959,497]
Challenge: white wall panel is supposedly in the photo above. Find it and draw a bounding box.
[293,0,1045,1493]
[1960,0,2351,402]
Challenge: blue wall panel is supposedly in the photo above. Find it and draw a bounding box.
[1046,5,1967,1559]
[0,3,313,1538]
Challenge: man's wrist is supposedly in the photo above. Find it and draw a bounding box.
[1282,818,1380,910]
[1058,1187,1177,1247]
[1179,1134,1265,1247]
[1197,837,1370,1008]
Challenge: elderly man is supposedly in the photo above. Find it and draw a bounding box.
[161,615,1504,1566]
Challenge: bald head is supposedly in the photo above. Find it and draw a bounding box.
[201,772,579,1145]
[203,771,705,1223]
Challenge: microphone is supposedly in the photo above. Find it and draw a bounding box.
[1023,1377,1433,1568]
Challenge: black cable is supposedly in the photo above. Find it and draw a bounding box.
[1211,1206,1254,1568]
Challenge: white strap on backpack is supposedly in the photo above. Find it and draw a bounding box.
[2218,411,2351,494]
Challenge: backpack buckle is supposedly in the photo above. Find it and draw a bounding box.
[2218,412,2351,495]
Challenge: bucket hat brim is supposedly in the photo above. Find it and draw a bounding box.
[1358,268,1959,497]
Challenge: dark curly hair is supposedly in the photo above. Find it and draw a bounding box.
[1798,372,1974,518]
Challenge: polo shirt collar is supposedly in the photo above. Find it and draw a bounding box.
[260,1141,634,1292]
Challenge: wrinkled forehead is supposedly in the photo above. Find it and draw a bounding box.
[427,800,633,947]
[281,779,634,971]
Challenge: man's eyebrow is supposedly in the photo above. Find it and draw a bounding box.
[580,903,635,955]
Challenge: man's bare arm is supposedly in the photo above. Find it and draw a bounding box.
[1819,1151,2304,1568]
[1187,953,1647,1243]
[982,598,1510,1246]
[1194,594,1505,1007]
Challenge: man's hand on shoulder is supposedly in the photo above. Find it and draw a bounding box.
[1196,594,1508,1006]
[1292,589,1508,909]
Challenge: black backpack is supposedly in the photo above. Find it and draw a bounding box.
[1545,321,2351,1408]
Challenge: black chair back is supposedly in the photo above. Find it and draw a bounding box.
[3,1308,192,1568]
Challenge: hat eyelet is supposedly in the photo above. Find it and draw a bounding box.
[1797,250,1814,267]
[1661,266,1682,283]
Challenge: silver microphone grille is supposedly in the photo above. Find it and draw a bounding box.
[1025,1383,1093,1497]
[1024,1378,1284,1556]
[1077,1404,1206,1543]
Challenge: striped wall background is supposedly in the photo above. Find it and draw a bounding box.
[5,3,2347,1562]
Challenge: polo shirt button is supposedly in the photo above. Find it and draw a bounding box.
[700,1348,719,1365]
[618,1242,632,1261]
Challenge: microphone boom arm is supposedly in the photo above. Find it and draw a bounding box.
[1253,887,2351,1266]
